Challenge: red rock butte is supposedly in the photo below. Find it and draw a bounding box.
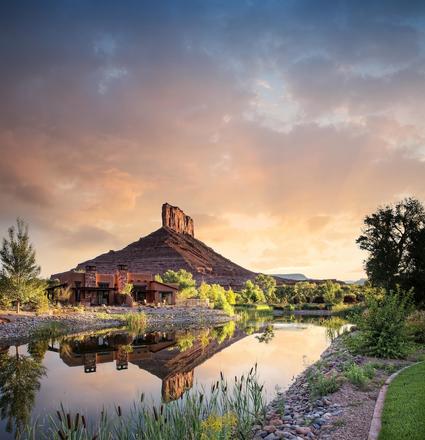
[75,203,255,289]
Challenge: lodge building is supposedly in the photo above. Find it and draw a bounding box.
[48,264,178,306]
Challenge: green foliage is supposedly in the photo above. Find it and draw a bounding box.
[343,363,375,389]
[351,287,414,358]
[320,280,343,305]
[240,280,265,304]
[406,310,425,343]
[34,321,69,339]
[124,312,147,333]
[176,332,195,352]
[357,197,425,305]
[225,288,236,305]
[0,219,45,313]
[0,347,46,437]
[199,283,234,315]
[26,367,265,440]
[161,269,196,290]
[307,369,340,398]
[120,282,134,296]
[254,274,277,303]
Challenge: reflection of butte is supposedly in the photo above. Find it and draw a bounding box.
[54,328,249,402]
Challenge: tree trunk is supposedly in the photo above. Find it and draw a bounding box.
[16,301,20,314]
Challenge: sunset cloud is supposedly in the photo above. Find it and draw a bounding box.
[0,0,424,280]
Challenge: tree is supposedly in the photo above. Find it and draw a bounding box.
[254,274,277,303]
[0,219,42,313]
[356,198,425,304]
[319,280,343,305]
[240,280,266,303]
[160,269,196,290]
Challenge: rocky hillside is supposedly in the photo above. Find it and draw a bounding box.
[75,203,255,289]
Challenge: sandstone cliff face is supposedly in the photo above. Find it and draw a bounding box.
[75,203,256,289]
[162,203,194,236]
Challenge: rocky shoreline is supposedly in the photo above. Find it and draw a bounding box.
[0,306,234,346]
[252,334,414,440]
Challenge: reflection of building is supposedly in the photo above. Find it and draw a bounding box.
[53,327,248,402]
[47,264,178,306]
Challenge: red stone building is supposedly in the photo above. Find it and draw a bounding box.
[48,265,178,306]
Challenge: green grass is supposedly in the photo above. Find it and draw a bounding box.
[379,362,425,440]
[306,369,341,398]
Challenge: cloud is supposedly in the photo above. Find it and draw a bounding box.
[0,0,425,279]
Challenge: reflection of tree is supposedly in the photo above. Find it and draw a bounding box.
[256,325,275,344]
[322,317,346,341]
[176,332,195,352]
[27,339,49,362]
[212,320,236,344]
[0,346,46,437]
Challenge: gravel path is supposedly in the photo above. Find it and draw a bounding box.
[0,306,234,346]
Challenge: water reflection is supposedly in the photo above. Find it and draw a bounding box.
[0,346,46,438]
[0,313,337,439]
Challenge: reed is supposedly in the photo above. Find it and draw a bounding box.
[25,366,265,439]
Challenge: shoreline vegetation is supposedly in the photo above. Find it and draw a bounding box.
[0,306,235,346]
[25,366,266,440]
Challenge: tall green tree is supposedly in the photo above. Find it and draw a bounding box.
[254,274,277,303]
[240,280,266,303]
[0,219,41,313]
[356,198,425,304]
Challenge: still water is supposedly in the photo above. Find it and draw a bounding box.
[0,312,342,438]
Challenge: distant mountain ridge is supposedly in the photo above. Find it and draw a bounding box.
[273,273,308,281]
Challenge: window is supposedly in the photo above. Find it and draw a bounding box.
[98,282,109,288]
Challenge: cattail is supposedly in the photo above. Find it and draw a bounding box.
[82,415,87,429]
[58,430,66,440]
[220,371,224,381]
[160,404,164,415]
[117,406,122,417]
[74,413,80,429]
[249,367,253,375]
[67,413,71,430]
[153,406,159,421]
[56,410,62,422]
[92,435,98,440]
[140,392,145,403]
[199,393,204,404]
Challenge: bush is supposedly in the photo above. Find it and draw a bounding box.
[343,363,375,389]
[307,370,340,398]
[124,312,147,333]
[407,310,425,343]
[352,288,413,358]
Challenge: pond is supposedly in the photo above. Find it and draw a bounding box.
[0,312,346,438]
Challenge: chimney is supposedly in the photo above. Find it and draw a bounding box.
[162,203,194,236]
[116,264,128,292]
[85,265,97,288]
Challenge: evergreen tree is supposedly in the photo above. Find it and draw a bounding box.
[0,219,41,313]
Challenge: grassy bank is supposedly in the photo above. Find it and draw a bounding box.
[379,362,425,440]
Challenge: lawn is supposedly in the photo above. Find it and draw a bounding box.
[379,361,425,440]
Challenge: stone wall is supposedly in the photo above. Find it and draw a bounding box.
[162,203,194,236]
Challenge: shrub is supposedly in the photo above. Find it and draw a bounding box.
[124,312,147,333]
[343,363,375,389]
[307,369,340,398]
[406,310,425,343]
[352,288,413,358]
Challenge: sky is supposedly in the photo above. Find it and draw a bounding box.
[1,0,425,281]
